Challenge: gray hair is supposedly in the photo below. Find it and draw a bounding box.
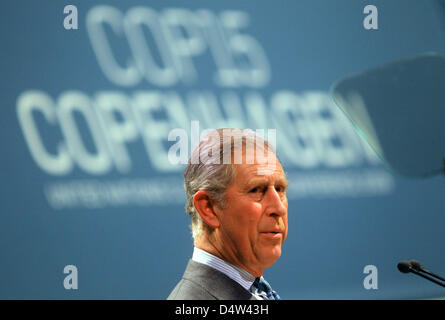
[184,128,275,239]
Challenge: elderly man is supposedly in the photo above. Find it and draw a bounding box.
[168,129,288,300]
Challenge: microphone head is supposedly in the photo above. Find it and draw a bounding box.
[409,260,422,271]
[397,261,412,274]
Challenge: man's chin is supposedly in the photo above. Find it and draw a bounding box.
[259,246,282,268]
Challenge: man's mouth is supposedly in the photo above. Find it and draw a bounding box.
[261,231,282,239]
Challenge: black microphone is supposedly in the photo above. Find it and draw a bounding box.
[397,260,445,288]
[410,260,422,271]
[397,261,412,274]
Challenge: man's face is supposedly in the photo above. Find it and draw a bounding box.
[213,153,288,276]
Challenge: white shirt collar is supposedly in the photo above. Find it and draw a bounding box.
[192,247,256,292]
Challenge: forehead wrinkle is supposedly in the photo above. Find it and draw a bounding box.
[235,162,288,189]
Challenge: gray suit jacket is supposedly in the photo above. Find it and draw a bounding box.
[167,260,258,300]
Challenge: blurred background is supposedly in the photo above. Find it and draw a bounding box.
[0,0,444,299]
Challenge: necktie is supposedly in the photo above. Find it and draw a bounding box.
[250,277,281,300]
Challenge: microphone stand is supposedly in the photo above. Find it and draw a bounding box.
[410,261,445,287]
[408,267,445,288]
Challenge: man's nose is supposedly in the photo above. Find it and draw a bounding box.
[264,187,287,217]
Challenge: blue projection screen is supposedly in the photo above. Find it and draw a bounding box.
[0,0,444,299]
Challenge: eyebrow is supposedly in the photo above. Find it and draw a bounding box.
[244,177,289,189]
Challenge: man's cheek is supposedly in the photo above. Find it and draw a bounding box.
[282,228,288,243]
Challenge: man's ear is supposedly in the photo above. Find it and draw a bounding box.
[193,190,221,229]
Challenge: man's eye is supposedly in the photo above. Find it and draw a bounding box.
[250,187,264,193]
